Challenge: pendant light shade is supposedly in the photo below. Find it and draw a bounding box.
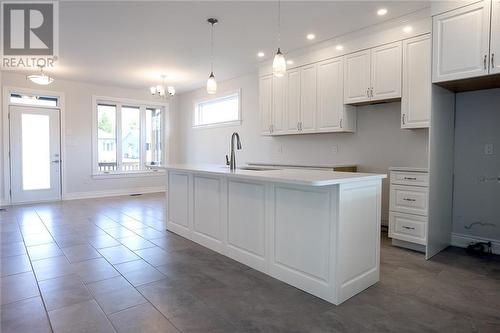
[207,18,218,94]
[27,65,54,85]
[207,72,217,94]
[273,48,286,77]
[273,0,286,77]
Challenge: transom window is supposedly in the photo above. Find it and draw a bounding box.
[193,91,241,127]
[10,93,58,107]
[93,97,165,175]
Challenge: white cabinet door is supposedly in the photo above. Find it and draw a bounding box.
[286,69,301,133]
[299,64,317,133]
[344,50,371,104]
[491,0,500,74]
[272,75,287,134]
[402,34,431,129]
[317,58,343,132]
[259,75,273,135]
[371,41,402,101]
[432,1,491,82]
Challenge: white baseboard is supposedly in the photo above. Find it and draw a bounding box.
[451,233,500,255]
[63,186,166,201]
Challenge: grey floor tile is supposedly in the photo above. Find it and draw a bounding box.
[113,259,152,274]
[48,299,115,333]
[71,258,120,283]
[0,271,39,305]
[94,285,147,314]
[0,253,32,277]
[119,235,156,251]
[87,234,121,249]
[27,243,63,261]
[32,255,74,281]
[132,227,166,240]
[109,303,178,333]
[120,264,166,286]
[39,274,92,311]
[98,245,139,264]
[23,232,54,246]
[0,241,27,258]
[103,227,137,240]
[0,296,52,333]
[86,275,132,295]
[61,244,102,263]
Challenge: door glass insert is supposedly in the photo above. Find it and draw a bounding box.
[21,114,51,190]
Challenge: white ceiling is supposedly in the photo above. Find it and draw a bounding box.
[18,1,431,93]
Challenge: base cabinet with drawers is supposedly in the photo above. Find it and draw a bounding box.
[388,168,429,252]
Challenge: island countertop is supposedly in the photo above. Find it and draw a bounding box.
[164,164,386,186]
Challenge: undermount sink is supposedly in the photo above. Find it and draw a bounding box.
[238,166,278,171]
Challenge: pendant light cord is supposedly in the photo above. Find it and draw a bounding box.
[277,0,281,48]
[210,22,214,73]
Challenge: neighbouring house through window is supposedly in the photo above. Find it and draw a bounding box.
[94,97,165,174]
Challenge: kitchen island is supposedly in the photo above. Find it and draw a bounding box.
[165,164,386,305]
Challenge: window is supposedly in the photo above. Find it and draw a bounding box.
[193,91,240,127]
[10,93,58,107]
[93,97,165,175]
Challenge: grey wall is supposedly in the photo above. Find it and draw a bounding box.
[453,88,500,241]
[171,72,430,222]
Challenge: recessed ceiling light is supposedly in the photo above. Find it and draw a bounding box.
[306,33,316,40]
[377,8,388,16]
[403,25,413,33]
[257,51,265,58]
[335,45,344,51]
[287,60,294,65]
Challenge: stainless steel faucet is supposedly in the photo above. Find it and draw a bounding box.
[226,132,242,170]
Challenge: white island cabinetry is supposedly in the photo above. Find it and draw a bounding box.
[166,165,385,305]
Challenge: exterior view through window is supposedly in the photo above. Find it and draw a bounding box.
[95,99,164,174]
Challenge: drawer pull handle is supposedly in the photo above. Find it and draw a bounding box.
[403,198,416,202]
[403,177,417,180]
[402,226,415,230]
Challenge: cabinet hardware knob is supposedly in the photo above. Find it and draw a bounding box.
[367,88,370,98]
[492,53,495,68]
[370,87,374,98]
[403,198,416,202]
[402,114,406,125]
[340,118,343,128]
[484,54,487,70]
[403,177,417,180]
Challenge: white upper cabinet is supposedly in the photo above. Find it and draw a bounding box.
[317,58,356,132]
[371,42,402,101]
[402,34,431,129]
[344,50,371,104]
[286,69,301,132]
[491,0,500,74]
[344,42,402,104]
[272,75,287,134]
[432,1,491,82]
[259,75,273,135]
[299,64,317,133]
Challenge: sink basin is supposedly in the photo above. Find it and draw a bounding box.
[238,166,277,171]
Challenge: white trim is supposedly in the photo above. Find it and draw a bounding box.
[62,186,166,201]
[192,89,242,128]
[2,86,66,206]
[451,233,500,255]
[91,170,165,180]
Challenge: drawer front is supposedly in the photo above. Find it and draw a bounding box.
[390,171,429,187]
[389,212,427,245]
[390,185,428,216]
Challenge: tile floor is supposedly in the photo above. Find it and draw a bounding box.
[1,193,499,333]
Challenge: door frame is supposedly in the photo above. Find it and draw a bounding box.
[2,86,66,205]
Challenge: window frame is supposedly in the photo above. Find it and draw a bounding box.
[192,89,241,128]
[92,95,167,177]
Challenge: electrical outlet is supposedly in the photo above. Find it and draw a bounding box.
[332,145,339,154]
[484,144,494,155]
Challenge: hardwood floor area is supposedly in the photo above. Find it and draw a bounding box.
[1,193,499,332]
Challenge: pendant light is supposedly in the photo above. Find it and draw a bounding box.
[207,18,218,94]
[272,0,286,77]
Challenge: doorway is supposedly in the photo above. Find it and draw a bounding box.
[9,105,61,203]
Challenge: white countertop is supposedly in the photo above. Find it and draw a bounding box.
[389,166,428,173]
[164,164,386,187]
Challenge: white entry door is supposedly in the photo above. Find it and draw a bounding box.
[9,106,61,204]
